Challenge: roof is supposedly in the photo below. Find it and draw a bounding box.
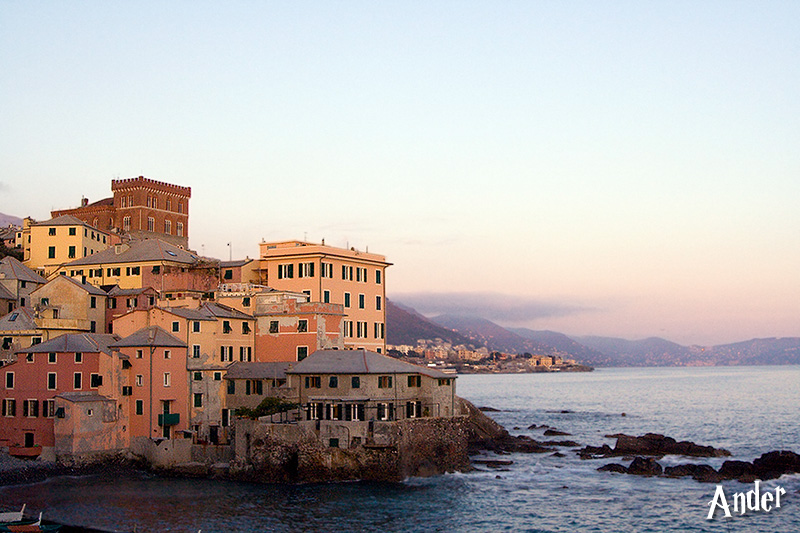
[55,391,112,403]
[225,361,290,380]
[162,302,252,322]
[17,333,120,356]
[288,349,455,379]
[0,284,14,301]
[0,256,47,284]
[0,308,38,332]
[39,275,108,296]
[220,259,253,268]
[34,214,88,227]
[64,239,202,267]
[104,285,155,296]
[110,326,187,348]
[161,306,215,321]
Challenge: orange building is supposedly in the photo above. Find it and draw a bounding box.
[51,176,191,249]
[257,241,390,353]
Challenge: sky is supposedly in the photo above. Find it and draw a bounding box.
[2,2,799,346]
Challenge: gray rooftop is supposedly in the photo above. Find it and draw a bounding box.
[288,349,454,379]
[162,302,252,322]
[110,326,187,348]
[225,361,291,380]
[34,214,88,227]
[55,391,112,403]
[0,308,38,332]
[37,275,108,296]
[0,256,47,284]
[18,333,120,356]
[65,239,203,267]
[0,284,14,301]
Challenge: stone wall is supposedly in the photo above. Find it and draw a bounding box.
[230,415,471,483]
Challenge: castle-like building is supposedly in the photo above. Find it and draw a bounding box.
[51,176,191,249]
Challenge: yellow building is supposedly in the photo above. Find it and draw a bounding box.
[23,215,114,277]
[257,241,390,353]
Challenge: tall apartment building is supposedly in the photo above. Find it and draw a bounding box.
[22,215,114,277]
[257,241,390,353]
[51,176,191,249]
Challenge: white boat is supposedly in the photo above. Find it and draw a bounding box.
[0,505,25,523]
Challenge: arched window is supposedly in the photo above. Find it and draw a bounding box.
[123,216,131,231]
[177,222,184,237]
[164,220,172,235]
[147,217,155,232]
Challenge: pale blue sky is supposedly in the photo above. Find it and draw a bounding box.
[2,2,799,345]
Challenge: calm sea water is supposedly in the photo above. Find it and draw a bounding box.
[2,366,798,532]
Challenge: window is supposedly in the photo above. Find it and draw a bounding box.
[49,352,57,364]
[123,216,131,231]
[136,375,143,386]
[176,222,184,237]
[277,264,294,279]
[322,262,333,278]
[32,337,41,345]
[5,372,14,389]
[242,322,251,334]
[437,379,451,386]
[298,262,314,278]
[166,199,172,211]
[329,376,338,388]
[323,290,330,303]
[358,294,365,309]
[343,320,353,338]
[164,350,171,359]
[136,350,143,359]
[163,373,171,387]
[194,393,202,408]
[341,265,353,281]
[122,386,132,396]
[297,346,308,361]
[43,399,55,418]
[68,227,76,236]
[223,321,232,334]
[49,227,56,236]
[297,320,308,332]
[90,321,96,333]
[152,265,160,274]
[47,372,57,390]
[344,293,351,308]
[164,220,172,235]
[192,345,201,358]
[255,380,263,395]
[135,400,144,415]
[2,337,12,350]
[68,246,76,259]
[375,269,382,284]
[375,322,385,339]
[172,321,179,332]
[193,321,200,333]
[2,399,16,417]
[242,296,250,307]
[23,399,39,418]
[377,402,393,421]
[90,374,103,387]
[48,246,56,259]
[269,320,279,334]
[213,372,222,381]
[376,296,382,311]
[74,372,82,389]
[351,376,360,388]
[378,376,393,388]
[356,267,367,282]
[304,376,321,388]
[147,217,155,232]
[227,380,235,394]
[408,375,421,387]
[245,380,251,395]
[407,401,422,418]
[356,321,368,338]
[178,202,183,213]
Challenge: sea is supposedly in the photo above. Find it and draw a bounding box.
[1,366,798,532]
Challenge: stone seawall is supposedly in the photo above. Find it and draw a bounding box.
[230,416,471,483]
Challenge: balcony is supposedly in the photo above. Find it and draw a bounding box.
[158,413,180,426]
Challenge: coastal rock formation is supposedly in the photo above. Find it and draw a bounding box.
[599,450,800,483]
[579,433,730,459]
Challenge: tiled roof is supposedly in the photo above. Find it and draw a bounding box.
[110,326,187,348]
[55,391,112,403]
[34,214,87,227]
[17,333,120,356]
[64,239,202,266]
[162,307,215,321]
[203,302,253,320]
[0,284,14,301]
[288,349,454,379]
[162,302,252,322]
[52,275,108,296]
[0,256,47,284]
[220,259,253,268]
[105,285,155,296]
[0,308,38,332]
[225,362,290,380]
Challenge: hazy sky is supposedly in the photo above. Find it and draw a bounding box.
[2,2,799,345]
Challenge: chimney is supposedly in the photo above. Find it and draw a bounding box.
[82,197,89,207]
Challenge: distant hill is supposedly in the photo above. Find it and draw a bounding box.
[385,299,477,347]
[573,336,692,366]
[388,300,800,367]
[0,213,23,227]
[430,314,560,356]
[509,328,612,365]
